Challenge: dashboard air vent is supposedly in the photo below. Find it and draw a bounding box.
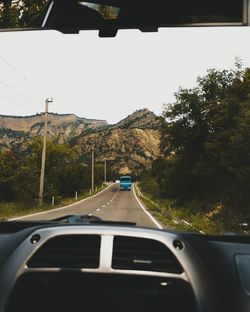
[112,236,183,274]
[27,235,100,268]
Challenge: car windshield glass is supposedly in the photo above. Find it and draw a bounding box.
[0,24,250,234]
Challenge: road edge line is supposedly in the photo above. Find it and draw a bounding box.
[134,184,206,235]
[9,183,115,221]
[132,183,163,229]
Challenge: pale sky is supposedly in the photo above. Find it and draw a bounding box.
[0,26,250,124]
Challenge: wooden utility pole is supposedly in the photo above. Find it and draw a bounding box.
[38,98,53,206]
[91,144,95,192]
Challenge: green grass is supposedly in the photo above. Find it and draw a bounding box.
[135,183,235,234]
[0,184,108,221]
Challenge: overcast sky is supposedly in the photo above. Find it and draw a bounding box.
[0,26,250,124]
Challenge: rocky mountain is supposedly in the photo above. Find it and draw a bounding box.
[0,109,161,174]
[0,113,108,150]
[111,108,159,130]
[0,113,107,133]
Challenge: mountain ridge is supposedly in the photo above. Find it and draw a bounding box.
[0,108,161,174]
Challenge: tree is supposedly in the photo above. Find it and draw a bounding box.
[0,149,18,201]
[18,0,49,27]
[0,0,19,28]
[98,5,116,20]
[24,138,82,201]
[158,64,250,215]
[0,0,48,28]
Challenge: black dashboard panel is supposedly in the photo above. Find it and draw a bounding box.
[184,234,250,312]
[0,222,250,312]
[7,273,196,312]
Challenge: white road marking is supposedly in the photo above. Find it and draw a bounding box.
[9,183,115,221]
[102,205,106,207]
[132,184,163,229]
[88,214,93,216]
[96,208,100,211]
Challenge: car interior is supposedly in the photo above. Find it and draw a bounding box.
[0,1,250,312]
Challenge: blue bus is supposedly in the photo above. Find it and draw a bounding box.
[119,176,132,191]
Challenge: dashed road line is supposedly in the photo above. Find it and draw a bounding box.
[9,183,115,221]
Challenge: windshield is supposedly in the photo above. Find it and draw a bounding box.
[120,177,131,182]
[0,21,250,233]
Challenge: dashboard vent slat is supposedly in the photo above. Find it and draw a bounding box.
[112,236,183,274]
[27,235,100,269]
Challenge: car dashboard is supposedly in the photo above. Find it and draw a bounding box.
[0,219,250,312]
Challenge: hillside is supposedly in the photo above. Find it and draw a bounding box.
[0,113,108,150]
[0,109,161,174]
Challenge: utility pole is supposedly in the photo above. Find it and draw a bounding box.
[104,159,107,183]
[38,98,53,206]
[91,144,95,192]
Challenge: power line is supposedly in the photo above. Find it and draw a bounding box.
[0,79,35,104]
[0,54,48,96]
[0,94,28,110]
[0,55,28,81]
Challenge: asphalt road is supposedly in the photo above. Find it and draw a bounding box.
[13,184,161,228]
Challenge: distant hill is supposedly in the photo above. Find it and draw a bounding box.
[0,113,108,150]
[0,109,161,174]
[0,113,107,132]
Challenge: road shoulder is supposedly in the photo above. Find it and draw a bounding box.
[9,183,114,221]
[133,183,163,229]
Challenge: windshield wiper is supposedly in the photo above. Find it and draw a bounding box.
[52,214,136,226]
[0,215,136,234]
[2,215,136,233]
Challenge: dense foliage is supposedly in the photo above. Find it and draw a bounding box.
[142,64,250,219]
[0,138,110,204]
[0,0,48,28]
[0,1,116,28]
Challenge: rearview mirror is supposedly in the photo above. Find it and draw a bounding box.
[0,0,249,37]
